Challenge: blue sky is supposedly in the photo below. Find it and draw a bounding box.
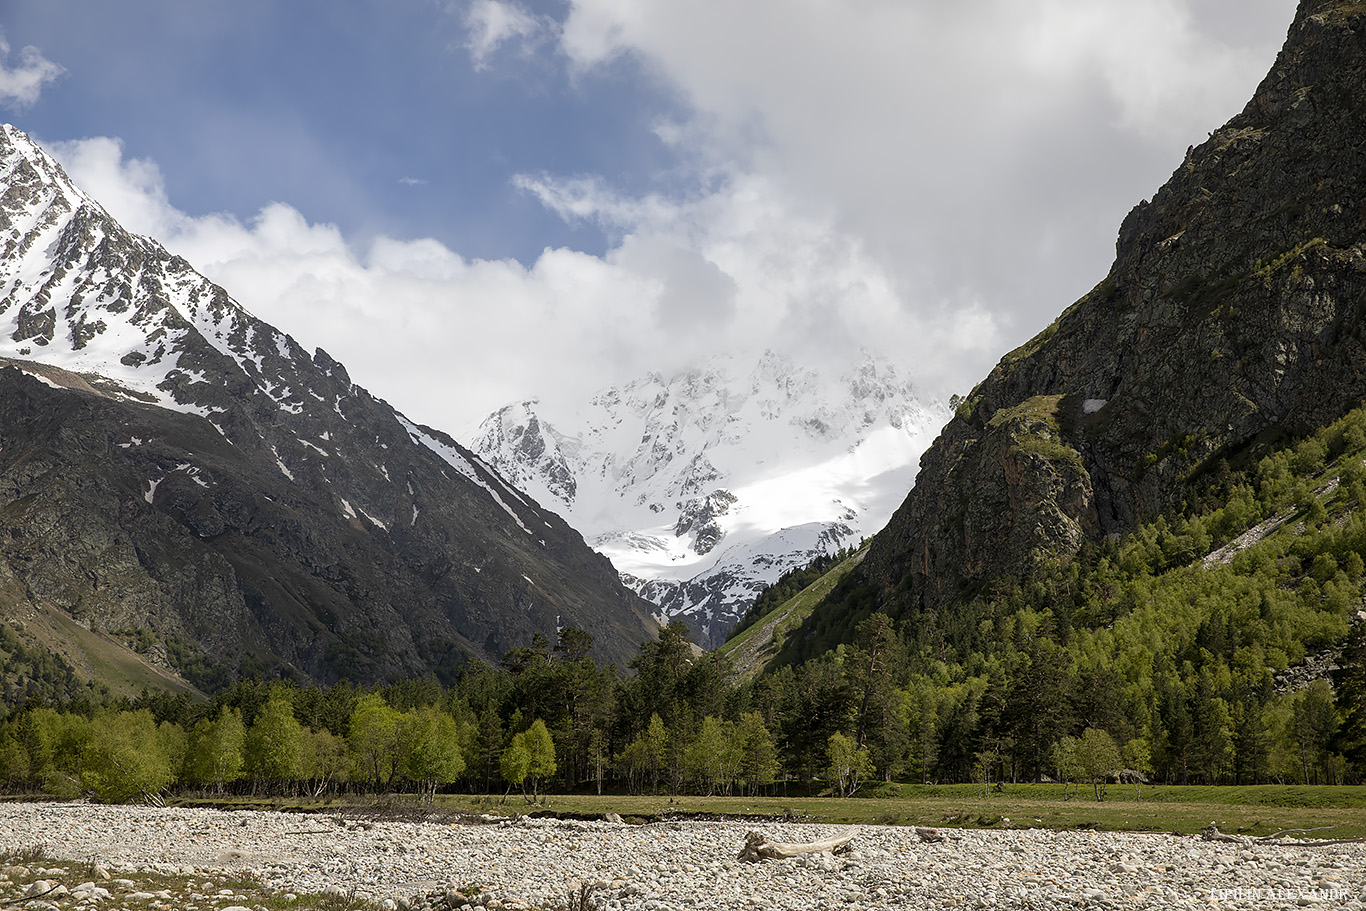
[7,0,681,260]
[1,0,1299,434]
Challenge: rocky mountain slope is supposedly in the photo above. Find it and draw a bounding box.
[799,0,1366,643]
[0,124,658,685]
[472,352,949,646]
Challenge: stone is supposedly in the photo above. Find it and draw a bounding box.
[0,802,1361,911]
[23,880,52,897]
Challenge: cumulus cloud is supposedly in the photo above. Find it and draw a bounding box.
[0,33,64,109]
[46,0,1297,438]
[549,0,1294,375]
[462,0,547,70]
[53,135,996,436]
[49,137,190,239]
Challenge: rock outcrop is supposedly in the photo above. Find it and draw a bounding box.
[841,0,1366,621]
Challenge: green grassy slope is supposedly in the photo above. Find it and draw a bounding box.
[738,405,1366,786]
[719,545,868,679]
[1,601,199,703]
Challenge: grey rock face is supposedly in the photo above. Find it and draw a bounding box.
[672,490,737,556]
[0,126,658,682]
[858,0,1366,616]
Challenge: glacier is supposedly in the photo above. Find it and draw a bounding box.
[473,349,952,647]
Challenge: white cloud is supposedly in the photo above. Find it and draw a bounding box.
[551,0,1295,378]
[462,0,546,70]
[512,173,685,233]
[49,137,194,240]
[46,0,1297,440]
[0,33,64,109]
[1016,0,1284,148]
[53,135,997,437]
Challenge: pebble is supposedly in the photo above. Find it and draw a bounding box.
[0,803,1361,910]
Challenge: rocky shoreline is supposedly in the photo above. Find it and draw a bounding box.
[0,802,1362,910]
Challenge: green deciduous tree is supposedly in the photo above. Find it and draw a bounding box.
[500,719,556,802]
[187,707,245,793]
[1121,736,1153,800]
[685,715,735,796]
[401,707,465,802]
[0,734,29,788]
[82,710,176,803]
[826,731,873,797]
[245,693,304,789]
[1074,728,1121,800]
[1051,736,1080,800]
[302,727,351,797]
[499,734,530,800]
[24,708,90,796]
[619,713,668,794]
[522,718,556,800]
[348,692,402,789]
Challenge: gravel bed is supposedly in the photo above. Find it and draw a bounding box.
[0,802,1363,910]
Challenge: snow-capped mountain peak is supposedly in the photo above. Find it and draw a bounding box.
[0,123,659,674]
[473,349,952,646]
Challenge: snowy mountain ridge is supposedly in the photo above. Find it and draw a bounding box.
[473,350,952,646]
[0,123,659,677]
[0,123,529,526]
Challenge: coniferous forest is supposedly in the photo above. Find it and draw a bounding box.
[2,406,1366,803]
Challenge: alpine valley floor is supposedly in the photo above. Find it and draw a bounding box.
[0,802,1363,910]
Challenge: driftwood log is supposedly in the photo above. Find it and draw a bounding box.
[737,830,855,862]
[1202,825,1366,848]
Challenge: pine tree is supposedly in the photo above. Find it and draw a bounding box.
[1331,623,1366,776]
[734,712,779,795]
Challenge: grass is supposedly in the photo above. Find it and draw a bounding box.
[986,394,1065,432]
[0,845,381,910]
[983,395,1084,467]
[399,784,1366,839]
[717,546,868,679]
[21,605,199,700]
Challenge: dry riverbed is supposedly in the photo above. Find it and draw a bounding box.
[0,802,1363,910]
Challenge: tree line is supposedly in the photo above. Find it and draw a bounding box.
[1,409,1365,802]
[770,406,1366,791]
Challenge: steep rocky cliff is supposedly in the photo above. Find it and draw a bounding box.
[0,126,659,684]
[825,0,1366,627]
